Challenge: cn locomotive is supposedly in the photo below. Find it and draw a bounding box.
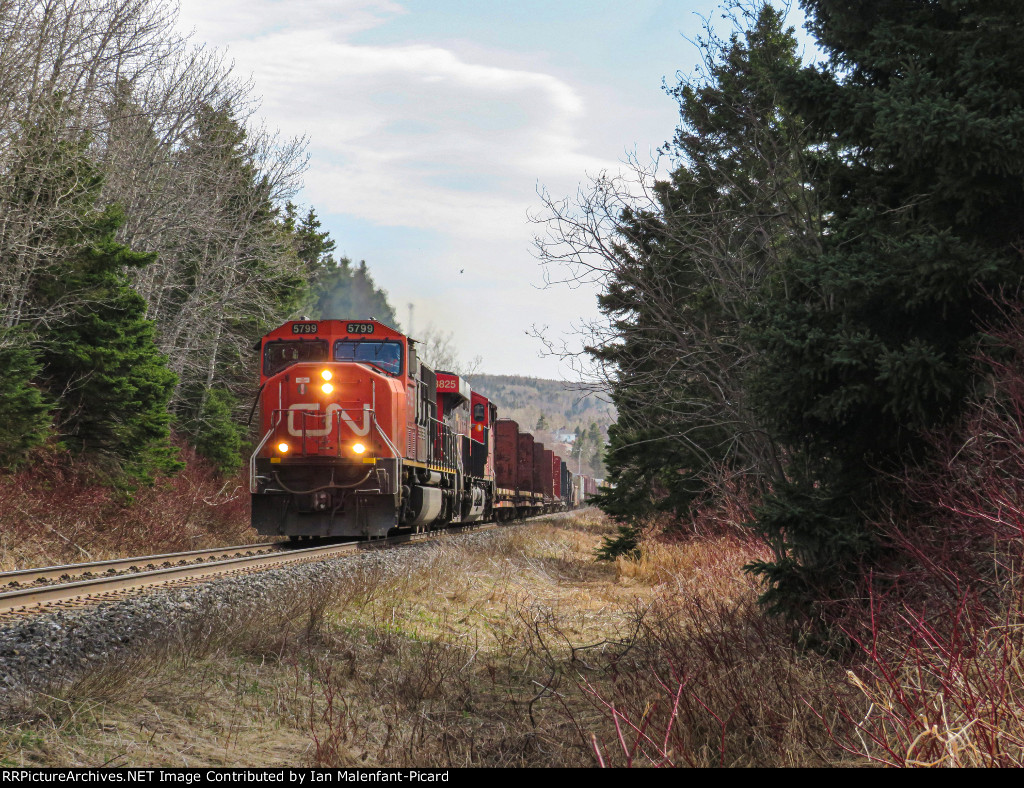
[249,318,596,539]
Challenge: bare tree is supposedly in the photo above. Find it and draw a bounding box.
[0,0,309,423]
[0,0,185,332]
[531,2,821,492]
[416,322,482,377]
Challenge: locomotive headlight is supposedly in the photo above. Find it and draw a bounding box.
[321,383,334,395]
[320,369,333,381]
[351,443,366,455]
[277,442,290,454]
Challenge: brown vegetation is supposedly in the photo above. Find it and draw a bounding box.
[0,511,822,767]
[0,444,252,572]
[0,509,885,768]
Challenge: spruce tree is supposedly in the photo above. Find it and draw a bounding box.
[26,136,180,482]
[592,5,808,527]
[191,387,245,475]
[287,204,337,277]
[306,257,399,327]
[747,0,1024,613]
[0,331,51,467]
[167,104,305,456]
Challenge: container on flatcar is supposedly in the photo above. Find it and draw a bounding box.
[541,448,555,500]
[532,442,545,500]
[250,314,590,537]
[517,432,536,495]
[495,419,520,492]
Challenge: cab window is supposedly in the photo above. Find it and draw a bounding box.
[263,340,328,377]
[473,403,486,422]
[333,340,404,375]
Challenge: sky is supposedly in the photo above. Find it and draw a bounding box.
[175,0,813,379]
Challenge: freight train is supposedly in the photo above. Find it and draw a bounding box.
[249,318,598,539]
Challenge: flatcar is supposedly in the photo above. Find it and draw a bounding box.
[249,318,593,538]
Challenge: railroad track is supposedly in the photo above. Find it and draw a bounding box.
[0,518,533,620]
[0,542,286,590]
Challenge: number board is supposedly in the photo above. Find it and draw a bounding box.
[346,322,375,335]
[437,378,459,391]
[292,323,318,334]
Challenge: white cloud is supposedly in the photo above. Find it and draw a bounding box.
[176,0,622,377]
[179,0,405,40]
[219,28,617,237]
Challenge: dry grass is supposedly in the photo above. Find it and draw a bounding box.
[4,510,820,767]
[0,512,625,766]
[615,532,770,595]
[5,507,1021,767]
[826,583,1024,767]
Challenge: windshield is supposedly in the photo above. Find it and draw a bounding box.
[263,340,328,377]
[334,339,403,375]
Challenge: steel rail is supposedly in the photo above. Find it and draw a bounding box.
[0,521,509,614]
[0,542,285,589]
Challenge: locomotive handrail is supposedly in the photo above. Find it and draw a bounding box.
[249,411,282,493]
[428,415,460,473]
[372,413,399,458]
[246,382,266,426]
[274,403,371,459]
[249,318,590,540]
[365,379,398,460]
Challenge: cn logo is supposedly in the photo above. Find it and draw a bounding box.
[287,403,371,437]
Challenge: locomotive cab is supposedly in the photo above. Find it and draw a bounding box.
[435,372,487,523]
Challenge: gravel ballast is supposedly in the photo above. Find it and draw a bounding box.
[0,526,524,710]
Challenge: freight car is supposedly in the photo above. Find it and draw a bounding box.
[249,318,591,538]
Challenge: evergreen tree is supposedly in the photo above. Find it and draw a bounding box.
[26,138,180,481]
[595,522,641,561]
[747,0,1024,614]
[286,204,336,277]
[2,119,178,480]
[0,331,51,466]
[191,387,246,475]
[165,103,306,458]
[39,201,180,481]
[286,204,399,327]
[306,257,399,327]
[591,5,808,526]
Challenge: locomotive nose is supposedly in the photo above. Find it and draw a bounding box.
[268,362,381,457]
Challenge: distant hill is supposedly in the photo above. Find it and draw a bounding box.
[467,374,615,478]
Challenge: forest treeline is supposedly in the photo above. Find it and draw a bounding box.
[536,1,1024,617]
[0,0,396,481]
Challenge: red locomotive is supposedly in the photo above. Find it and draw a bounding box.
[249,318,596,539]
